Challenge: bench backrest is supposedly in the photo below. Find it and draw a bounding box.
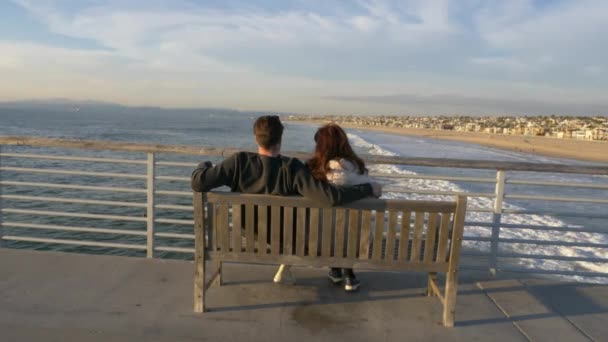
[194,192,467,272]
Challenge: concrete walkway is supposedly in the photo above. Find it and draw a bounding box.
[0,248,605,341]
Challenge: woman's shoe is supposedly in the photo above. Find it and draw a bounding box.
[328,268,343,285]
[344,276,360,292]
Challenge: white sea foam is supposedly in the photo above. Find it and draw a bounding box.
[347,132,608,282]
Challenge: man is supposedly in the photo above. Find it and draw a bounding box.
[191,115,381,290]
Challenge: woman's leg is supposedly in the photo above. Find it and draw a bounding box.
[274,264,295,284]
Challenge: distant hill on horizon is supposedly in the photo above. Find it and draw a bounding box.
[0,99,290,117]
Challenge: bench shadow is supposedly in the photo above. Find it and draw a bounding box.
[214,266,608,329]
[208,269,485,313]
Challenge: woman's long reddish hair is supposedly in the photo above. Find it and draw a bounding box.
[307,124,367,181]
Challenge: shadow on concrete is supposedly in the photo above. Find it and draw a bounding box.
[525,281,608,316]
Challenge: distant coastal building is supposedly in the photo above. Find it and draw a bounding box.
[587,128,607,140]
[284,115,608,141]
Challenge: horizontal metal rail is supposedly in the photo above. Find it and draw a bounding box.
[502,209,608,219]
[462,236,493,242]
[1,194,147,208]
[498,238,608,249]
[1,235,147,250]
[0,181,146,193]
[384,188,495,198]
[155,232,195,239]
[0,152,147,164]
[155,204,193,211]
[156,176,190,182]
[497,253,608,263]
[1,208,146,222]
[155,246,195,253]
[156,161,197,167]
[507,179,608,190]
[1,221,145,236]
[465,221,494,227]
[505,194,608,204]
[0,166,146,179]
[371,173,496,183]
[499,223,608,234]
[155,218,194,225]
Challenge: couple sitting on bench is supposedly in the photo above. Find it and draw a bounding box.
[191,115,382,292]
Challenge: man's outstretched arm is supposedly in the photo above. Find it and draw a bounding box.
[191,154,237,192]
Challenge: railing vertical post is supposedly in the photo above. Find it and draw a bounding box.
[0,145,4,248]
[146,152,156,258]
[490,170,506,276]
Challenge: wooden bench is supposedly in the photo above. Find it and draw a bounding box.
[193,192,467,327]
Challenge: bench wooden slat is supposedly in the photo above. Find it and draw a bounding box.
[206,192,457,212]
[207,251,449,273]
[436,212,452,262]
[218,203,229,252]
[359,210,372,260]
[334,209,346,258]
[232,204,242,252]
[424,213,439,263]
[309,208,320,257]
[372,210,385,260]
[283,206,293,255]
[410,212,425,262]
[270,206,281,255]
[398,211,411,261]
[245,204,255,253]
[257,205,268,255]
[296,207,307,257]
[321,209,332,257]
[347,209,359,259]
[386,211,398,261]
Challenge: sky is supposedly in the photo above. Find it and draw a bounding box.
[0,0,607,115]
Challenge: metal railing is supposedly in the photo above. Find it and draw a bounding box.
[1,136,607,280]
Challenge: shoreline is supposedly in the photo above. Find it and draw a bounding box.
[287,120,608,164]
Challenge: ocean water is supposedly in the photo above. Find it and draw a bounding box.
[1,108,607,282]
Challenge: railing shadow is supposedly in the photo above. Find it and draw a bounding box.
[457,279,608,328]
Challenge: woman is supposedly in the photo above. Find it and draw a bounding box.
[274,123,374,291]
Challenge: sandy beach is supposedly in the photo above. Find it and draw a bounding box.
[288,120,608,164]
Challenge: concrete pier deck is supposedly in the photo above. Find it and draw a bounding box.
[1,248,606,341]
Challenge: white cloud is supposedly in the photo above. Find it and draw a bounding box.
[349,16,380,33]
[475,0,608,67]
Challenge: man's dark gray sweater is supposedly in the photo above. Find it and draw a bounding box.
[191,152,373,206]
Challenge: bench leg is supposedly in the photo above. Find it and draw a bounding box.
[427,272,437,297]
[194,250,206,313]
[443,270,459,327]
[211,260,222,287]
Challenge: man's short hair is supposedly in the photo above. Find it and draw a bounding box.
[253,115,284,149]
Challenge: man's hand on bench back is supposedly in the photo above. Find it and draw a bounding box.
[371,182,382,198]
